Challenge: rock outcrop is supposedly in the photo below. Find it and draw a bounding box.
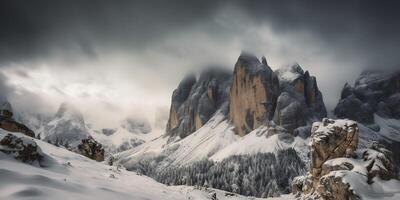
[334,70,400,124]
[166,68,232,139]
[0,101,35,137]
[229,54,280,136]
[0,133,43,164]
[76,136,104,161]
[293,118,397,200]
[309,119,358,186]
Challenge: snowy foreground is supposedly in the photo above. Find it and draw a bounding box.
[0,131,292,200]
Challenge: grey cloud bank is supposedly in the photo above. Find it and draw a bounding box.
[0,0,399,127]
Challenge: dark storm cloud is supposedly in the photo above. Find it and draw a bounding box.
[236,0,400,69]
[0,0,399,116]
[1,0,399,69]
[0,0,223,64]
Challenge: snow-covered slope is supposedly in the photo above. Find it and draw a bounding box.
[115,111,309,170]
[0,129,292,200]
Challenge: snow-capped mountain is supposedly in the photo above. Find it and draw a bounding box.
[113,54,400,199]
[1,53,399,200]
[113,53,328,197]
[334,69,400,167]
[40,102,90,146]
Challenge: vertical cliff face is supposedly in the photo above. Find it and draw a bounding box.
[166,53,326,138]
[274,64,327,133]
[165,68,232,139]
[229,54,280,136]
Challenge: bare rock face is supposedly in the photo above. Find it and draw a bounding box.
[274,64,327,133]
[77,136,104,161]
[0,133,43,164]
[0,101,35,138]
[0,118,35,137]
[293,118,398,200]
[334,70,400,124]
[166,68,231,139]
[166,53,326,138]
[317,173,359,200]
[310,118,358,184]
[229,53,280,136]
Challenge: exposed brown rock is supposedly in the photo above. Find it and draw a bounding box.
[229,53,279,136]
[310,118,358,184]
[317,172,360,200]
[0,133,43,164]
[0,117,35,137]
[77,136,105,161]
[293,118,397,200]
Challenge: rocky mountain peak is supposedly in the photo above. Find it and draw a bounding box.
[0,101,13,113]
[55,102,84,122]
[229,53,280,136]
[166,53,327,138]
[275,63,304,83]
[42,102,88,145]
[166,68,232,139]
[335,69,400,123]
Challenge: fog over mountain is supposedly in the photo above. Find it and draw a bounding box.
[0,0,399,127]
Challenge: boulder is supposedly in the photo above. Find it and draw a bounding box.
[229,53,279,136]
[0,133,43,164]
[76,136,104,161]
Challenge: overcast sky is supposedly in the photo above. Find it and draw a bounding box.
[0,0,399,127]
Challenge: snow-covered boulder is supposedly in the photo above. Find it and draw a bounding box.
[293,118,399,200]
[310,118,358,181]
[0,133,43,164]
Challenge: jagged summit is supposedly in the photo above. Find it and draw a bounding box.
[55,102,84,122]
[166,67,232,139]
[42,102,89,145]
[335,69,400,123]
[0,101,13,113]
[275,63,304,83]
[166,53,327,138]
[230,54,280,136]
[235,53,275,75]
